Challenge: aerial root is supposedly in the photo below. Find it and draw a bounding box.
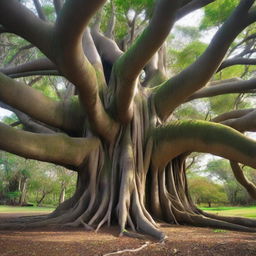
[131,187,166,241]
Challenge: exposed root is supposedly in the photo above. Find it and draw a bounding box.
[198,208,256,228]
[81,219,94,231]
[119,230,147,239]
[187,214,256,232]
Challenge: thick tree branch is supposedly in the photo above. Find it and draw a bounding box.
[83,28,105,89]
[33,0,46,21]
[15,111,56,134]
[113,0,180,122]
[0,122,100,168]
[176,0,216,20]
[0,73,85,134]
[209,77,242,86]
[0,101,56,134]
[230,161,256,199]
[83,28,103,70]
[54,0,119,141]
[151,120,256,170]
[8,70,60,79]
[221,109,256,132]
[0,58,56,76]
[187,78,256,101]
[217,58,256,72]
[0,0,53,59]
[154,0,256,121]
[91,27,123,67]
[228,33,256,56]
[211,109,255,123]
[10,121,21,128]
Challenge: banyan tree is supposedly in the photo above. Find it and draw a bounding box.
[1,0,256,240]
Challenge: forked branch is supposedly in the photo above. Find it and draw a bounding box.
[187,78,256,101]
[151,120,256,169]
[0,122,100,169]
[176,0,216,20]
[0,0,53,59]
[217,58,256,72]
[221,110,256,132]
[113,0,180,122]
[0,58,56,76]
[0,73,84,133]
[153,0,256,121]
[54,0,119,141]
[212,109,255,123]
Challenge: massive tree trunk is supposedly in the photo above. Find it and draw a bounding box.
[1,0,256,240]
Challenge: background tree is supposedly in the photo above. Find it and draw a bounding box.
[188,175,227,207]
[205,159,256,205]
[0,151,33,205]
[0,151,76,206]
[1,0,256,240]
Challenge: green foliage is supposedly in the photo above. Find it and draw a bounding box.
[205,159,255,205]
[174,101,209,120]
[201,206,256,218]
[114,0,154,15]
[0,151,77,207]
[170,41,207,73]
[1,114,19,126]
[42,5,56,22]
[174,26,201,42]
[6,191,21,201]
[32,77,59,100]
[200,0,239,30]
[209,94,238,115]
[215,66,246,80]
[101,0,154,40]
[188,175,227,205]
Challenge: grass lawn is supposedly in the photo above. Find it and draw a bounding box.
[200,206,256,218]
[0,205,255,218]
[0,205,54,213]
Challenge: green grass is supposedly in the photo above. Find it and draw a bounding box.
[0,205,54,213]
[200,206,256,218]
[1,205,255,218]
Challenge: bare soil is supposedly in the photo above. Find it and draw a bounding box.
[0,213,255,256]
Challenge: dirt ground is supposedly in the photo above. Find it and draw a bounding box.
[0,213,255,256]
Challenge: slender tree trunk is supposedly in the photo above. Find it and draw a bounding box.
[37,191,47,207]
[19,178,28,206]
[59,186,65,205]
